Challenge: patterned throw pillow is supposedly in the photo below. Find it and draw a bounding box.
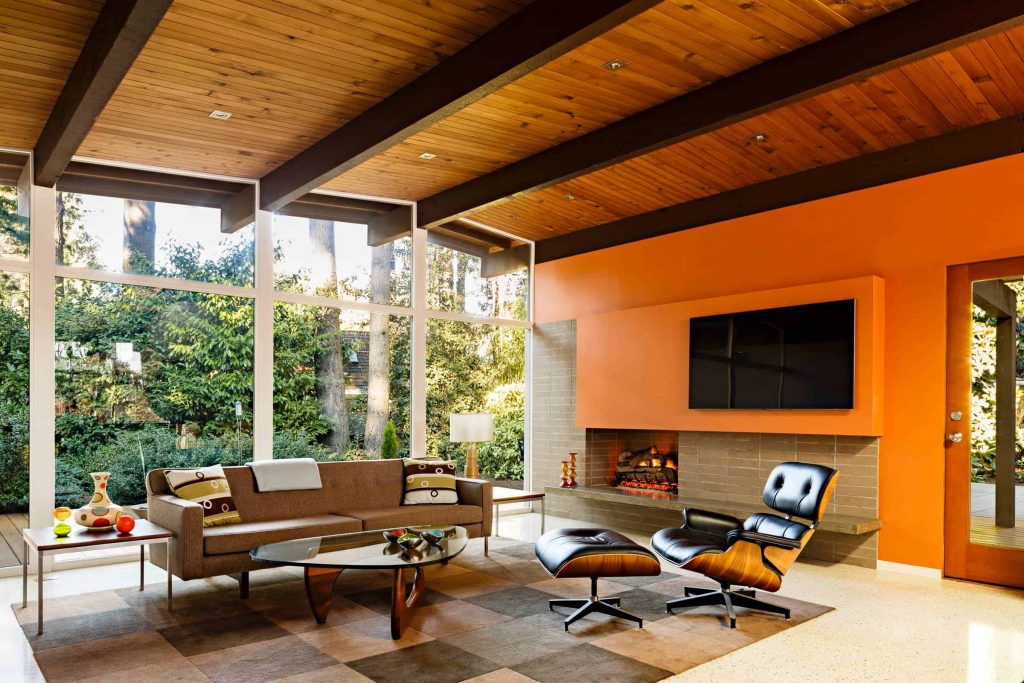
[402,459,459,505]
[164,465,241,527]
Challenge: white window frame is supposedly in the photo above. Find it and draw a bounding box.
[1,152,534,567]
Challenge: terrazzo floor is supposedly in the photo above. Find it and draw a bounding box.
[1,513,1022,682]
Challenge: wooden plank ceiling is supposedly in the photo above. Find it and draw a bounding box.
[468,24,1024,240]
[322,0,914,200]
[76,0,529,178]
[10,0,1024,249]
[0,0,103,149]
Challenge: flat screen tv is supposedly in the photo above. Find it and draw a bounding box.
[688,299,855,410]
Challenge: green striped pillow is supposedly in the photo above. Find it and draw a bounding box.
[402,459,459,505]
[165,465,241,527]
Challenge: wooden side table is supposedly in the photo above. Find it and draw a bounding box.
[21,519,174,635]
[492,487,545,537]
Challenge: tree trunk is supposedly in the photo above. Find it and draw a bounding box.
[122,199,156,272]
[364,242,393,455]
[309,219,349,452]
[55,193,66,297]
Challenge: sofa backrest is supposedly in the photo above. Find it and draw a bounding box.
[146,459,406,521]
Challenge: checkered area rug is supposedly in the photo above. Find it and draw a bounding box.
[13,537,831,682]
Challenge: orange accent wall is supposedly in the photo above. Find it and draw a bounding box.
[577,276,884,435]
[534,154,1024,570]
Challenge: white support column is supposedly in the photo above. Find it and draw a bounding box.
[252,189,274,461]
[28,178,56,530]
[411,216,428,459]
[523,242,535,493]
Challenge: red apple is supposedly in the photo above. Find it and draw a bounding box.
[116,516,136,533]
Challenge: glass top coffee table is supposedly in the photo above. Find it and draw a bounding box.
[251,525,467,639]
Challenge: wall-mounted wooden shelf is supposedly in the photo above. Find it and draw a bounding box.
[545,485,881,536]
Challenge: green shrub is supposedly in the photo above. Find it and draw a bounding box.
[0,410,28,512]
[55,458,94,509]
[477,388,525,481]
[381,421,400,460]
[273,430,336,461]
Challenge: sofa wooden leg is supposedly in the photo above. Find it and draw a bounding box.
[230,572,250,599]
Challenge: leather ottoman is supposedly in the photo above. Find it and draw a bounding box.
[535,528,661,631]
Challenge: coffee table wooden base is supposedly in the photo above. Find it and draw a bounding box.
[391,567,425,639]
[303,565,427,639]
[304,566,344,624]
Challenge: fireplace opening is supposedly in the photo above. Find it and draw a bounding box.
[614,446,678,493]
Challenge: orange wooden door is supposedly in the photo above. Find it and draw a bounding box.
[945,257,1024,587]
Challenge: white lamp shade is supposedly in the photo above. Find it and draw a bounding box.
[450,413,494,443]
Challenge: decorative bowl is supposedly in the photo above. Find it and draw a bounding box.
[383,528,408,544]
[419,529,446,547]
[397,533,422,551]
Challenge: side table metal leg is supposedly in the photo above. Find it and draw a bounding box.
[37,549,44,635]
[140,545,145,591]
[167,560,173,612]
[21,539,27,609]
[495,504,500,537]
[541,498,546,534]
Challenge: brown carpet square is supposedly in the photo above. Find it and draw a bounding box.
[189,634,340,683]
[158,609,292,657]
[512,642,673,683]
[441,616,583,667]
[22,606,151,651]
[464,585,562,619]
[347,639,501,683]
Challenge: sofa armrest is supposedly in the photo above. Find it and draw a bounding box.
[148,494,204,580]
[457,478,493,537]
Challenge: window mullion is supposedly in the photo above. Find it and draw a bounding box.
[253,197,274,461]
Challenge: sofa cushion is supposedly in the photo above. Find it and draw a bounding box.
[165,465,241,528]
[402,459,459,504]
[345,505,482,531]
[203,514,362,556]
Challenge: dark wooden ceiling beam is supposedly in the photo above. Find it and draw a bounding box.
[535,114,1024,263]
[974,280,1016,319]
[33,0,172,187]
[57,161,247,208]
[418,0,1024,227]
[482,244,531,278]
[254,0,661,213]
[0,152,27,185]
[442,219,515,249]
[367,205,413,247]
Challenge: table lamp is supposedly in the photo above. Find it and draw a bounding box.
[450,413,493,478]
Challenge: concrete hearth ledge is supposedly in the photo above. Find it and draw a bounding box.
[545,485,881,536]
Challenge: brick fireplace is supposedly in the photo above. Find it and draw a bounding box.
[533,319,881,568]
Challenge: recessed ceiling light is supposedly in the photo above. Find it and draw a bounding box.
[208,110,232,120]
[602,59,628,71]
[419,152,437,159]
[751,132,768,143]
[564,193,576,201]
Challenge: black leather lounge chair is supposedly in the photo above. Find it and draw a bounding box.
[651,461,838,628]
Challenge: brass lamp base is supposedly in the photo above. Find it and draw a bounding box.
[465,443,479,479]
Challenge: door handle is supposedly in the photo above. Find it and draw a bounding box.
[946,432,963,443]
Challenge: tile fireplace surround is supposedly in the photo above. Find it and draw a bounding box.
[533,320,880,568]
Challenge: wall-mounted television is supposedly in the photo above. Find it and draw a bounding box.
[688,299,855,410]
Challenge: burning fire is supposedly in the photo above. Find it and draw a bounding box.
[617,480,678,493]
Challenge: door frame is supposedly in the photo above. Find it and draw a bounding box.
[945,256,1024,586]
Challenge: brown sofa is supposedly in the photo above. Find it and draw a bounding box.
[147,459,493,593]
